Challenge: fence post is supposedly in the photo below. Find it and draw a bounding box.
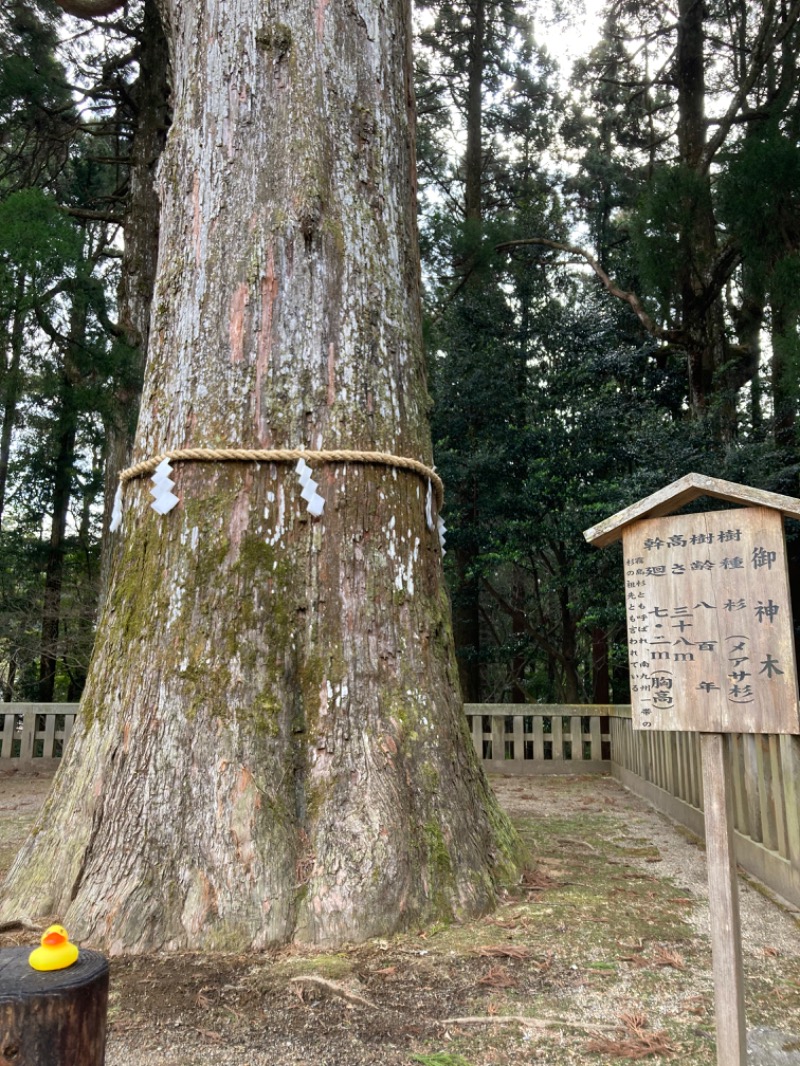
[780,735,800,869]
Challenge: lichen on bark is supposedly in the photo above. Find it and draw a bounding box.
[0,0,523,952]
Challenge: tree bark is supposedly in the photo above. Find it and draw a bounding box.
[1,0,520,952]
[675,0,723,418]
[771,299,798,450]
[37,385,78,703]
[450,0,486,701]
[675,0,756,431]
[464,0,485,224]
[38,288,86,703]
[510,577,527,704]
[0,948,108,1066]
[0,276,27,530]
[591,628,609,705]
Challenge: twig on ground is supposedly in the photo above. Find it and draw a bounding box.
[0,918,42,933]
[288,975,376,1008]
[557,837,598,853]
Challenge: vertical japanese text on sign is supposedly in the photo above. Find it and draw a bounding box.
[622,506,800,733]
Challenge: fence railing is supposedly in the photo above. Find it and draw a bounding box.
[0,704,79,766]
[4,701,799,908]
[464,704,614,774]
[466,702,800,909]
[608,709,800,910]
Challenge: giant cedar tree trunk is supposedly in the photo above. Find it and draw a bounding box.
[674,0,749,433]
[0,0,520,952]
[37,388,77,703]
[772,299,799,450]
[0,275,27,529]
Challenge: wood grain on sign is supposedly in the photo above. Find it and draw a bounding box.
[622,506,800,733]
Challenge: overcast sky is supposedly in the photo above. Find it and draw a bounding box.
[535,0,605,79]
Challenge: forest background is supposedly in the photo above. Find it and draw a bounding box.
[1,0,799,709]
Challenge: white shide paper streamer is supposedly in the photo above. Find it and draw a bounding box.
[295,458,325,517]
[150,458,180,515]
[109,483,124,533]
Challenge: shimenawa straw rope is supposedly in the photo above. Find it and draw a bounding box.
[118,447,444,510]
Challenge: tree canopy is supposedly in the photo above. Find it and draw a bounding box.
[1,0,799,710]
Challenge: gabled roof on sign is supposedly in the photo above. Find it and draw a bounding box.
[583,472,800,548]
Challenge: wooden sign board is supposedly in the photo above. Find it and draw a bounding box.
[622,506,800,733]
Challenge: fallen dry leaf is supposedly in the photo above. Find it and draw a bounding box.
[477,965,518,988]
[653,946,686,971]
[534,951,554,973]
[520,867,556,890]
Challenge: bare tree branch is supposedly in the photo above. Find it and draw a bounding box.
[53,0,125,16]
[701,0,800,171]
[496,237,683,343]
[64,207,125,224]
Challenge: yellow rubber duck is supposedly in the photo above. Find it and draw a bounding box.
[28,924,79,971]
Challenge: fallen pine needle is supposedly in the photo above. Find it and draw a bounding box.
[585,1033,677,1058]
[289,975,375,1008]
[442,1016,616,1032]
[476,964,518,988]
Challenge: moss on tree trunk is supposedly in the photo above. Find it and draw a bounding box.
[0,0,522,952]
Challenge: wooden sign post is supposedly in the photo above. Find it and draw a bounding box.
[585,473,800,1066]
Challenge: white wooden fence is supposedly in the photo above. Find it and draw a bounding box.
[466,703,800,910]
[0,704,78,768]
[4,701,799,909]
[464,704,612,774]
[608,707,800,911]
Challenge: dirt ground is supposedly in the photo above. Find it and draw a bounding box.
[2,768,800,1065]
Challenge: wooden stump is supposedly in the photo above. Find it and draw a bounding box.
[0,947,108,1066]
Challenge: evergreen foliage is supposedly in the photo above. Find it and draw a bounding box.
[2,0,799,706]
[0,0,140,701]
[417,0,800,703]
